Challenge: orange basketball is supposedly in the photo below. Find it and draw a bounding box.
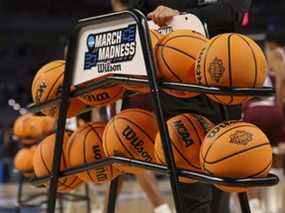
[195,33,267,105]
[155,30,208,98]
[200,121,272,192]
[14,147,36,173]
[33,133,83,192]
[123,29,162,94]
[67,122,120,183]
[155,113,214,183]
[103,109,158,174]
[32,60,86,118]
[78,84,125,107]
[13,114,46,140]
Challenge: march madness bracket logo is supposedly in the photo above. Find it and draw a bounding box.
[84,24,137,73]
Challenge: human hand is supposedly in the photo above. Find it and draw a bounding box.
[147,5,179,26]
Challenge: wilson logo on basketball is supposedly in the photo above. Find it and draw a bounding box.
[35,81,48,102]
[229,130,253,145]
[207,120,238,138]
[208,57,225,83]
[92,145,109,182]
[122,126,153,162]
[173,120,193,147]
[82,92,110,102]
[195,47,207,84]
[192,114,211,132]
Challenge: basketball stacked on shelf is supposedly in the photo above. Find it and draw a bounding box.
[33,132,83,192]
[32,60,87,118]
[78,82,126,107]
[195,33,267,105]
[155,30,209,98]
[14,146,37,176]
[67,122,120,183]
[13,114,55,143]
[123,29,162,94]
[200,121,272,192]
[103,109,158,174]
[155,113,214,183]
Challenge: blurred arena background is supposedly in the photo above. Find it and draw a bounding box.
[0,0,285,213]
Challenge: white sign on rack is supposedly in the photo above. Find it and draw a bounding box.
[72,15,148,86]
[72,13,206,86]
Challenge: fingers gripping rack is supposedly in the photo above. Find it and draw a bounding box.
[27,10,278,213]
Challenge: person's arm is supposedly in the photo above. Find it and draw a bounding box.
[267,48,285,106]
[146,0,251,33]
[188,0,251,34]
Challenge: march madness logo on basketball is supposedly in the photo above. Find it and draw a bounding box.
[84,24,137,72]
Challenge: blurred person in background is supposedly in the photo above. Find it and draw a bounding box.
[112,0,251,213]
[242,31,285,213]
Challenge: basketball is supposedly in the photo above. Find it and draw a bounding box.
[14,147,36,173]
[155,30,208,98]
[195,33,267,105]
[67,122,120,183]
[155,113,214,183]
[200,121,272,192]
[78,84,125,107]
[13,114,47,140]
[33,133,83,192]
[102,109,158,174]
[123,29,162,94]
[32,60,87,118]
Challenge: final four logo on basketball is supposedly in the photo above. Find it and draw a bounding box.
[84,24,137,72]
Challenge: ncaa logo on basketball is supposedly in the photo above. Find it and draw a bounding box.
[208,57,225,83]
[230,130,253,145]
[84,24,137,72]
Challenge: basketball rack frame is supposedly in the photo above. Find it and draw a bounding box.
[27,10,279,213]
[15,173,91,213]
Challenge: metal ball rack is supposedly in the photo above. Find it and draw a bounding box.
[27,10,279,213]
[15,172,91,213]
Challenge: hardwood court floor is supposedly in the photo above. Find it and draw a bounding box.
[0,177,284,213]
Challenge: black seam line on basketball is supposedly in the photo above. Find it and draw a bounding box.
[83,128,97,183]
[103,122,112,156]
[155,151,164,164]
[151,31,160,41]
[121,109,154,119]
[112,118,136,159]
[169,134,201,169]
[39,143,69,188]
[181,114,203,144]
[67,125,91,161]
[204,143,270,164]
[157,44,196,60]
[32,63,64,93]
[160,44,182,82]
[116,117,155,144]
[203,35,223,86]
[243,160,272,179]
[87,124,109,181]
[202,124,255,166]
[64,176,81,189]
[84,86,124,105]
[227,34,234,105]
[236,34,258,88]
[163,35,208,44]
[87,123,105,145]
[45,71,64,101]
[43,63,65,73]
